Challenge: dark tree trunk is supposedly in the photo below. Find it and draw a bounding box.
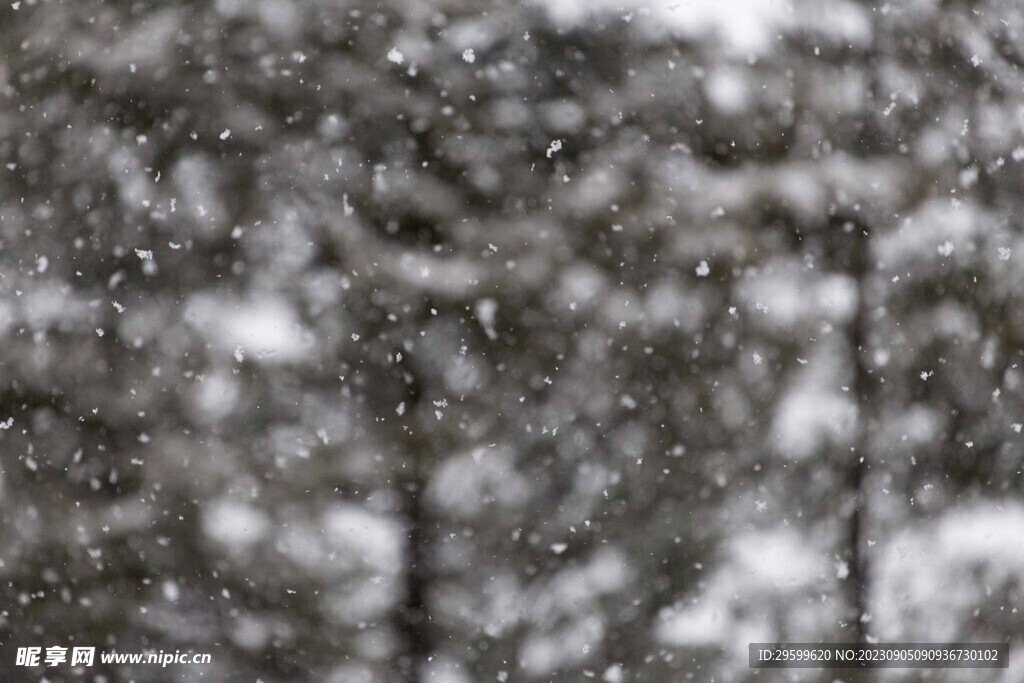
[838,21,889,670]
[396,482,431,683]
[840,223,874,682]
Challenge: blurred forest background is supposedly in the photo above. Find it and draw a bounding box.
[3,0,1024,681]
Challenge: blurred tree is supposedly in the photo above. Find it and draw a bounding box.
[3,1,1024,683]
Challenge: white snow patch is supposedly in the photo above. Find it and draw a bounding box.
[322,505,404,570]
[279,504,404,622]
[873,200,983,267]
[427,447,531,519]
[738,265,857,329]
[774,383,857,459]
[202,499,272,550]
[192,372,241,422]
[475,298,498,340]
[874,503,1024,641]
[185,294,312,363]
[162,580,180,602]
[603,664,624,683]
[520,614,604,675]
[705,68,749,114]
[657,528,828,653]
[537,0,795,55]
